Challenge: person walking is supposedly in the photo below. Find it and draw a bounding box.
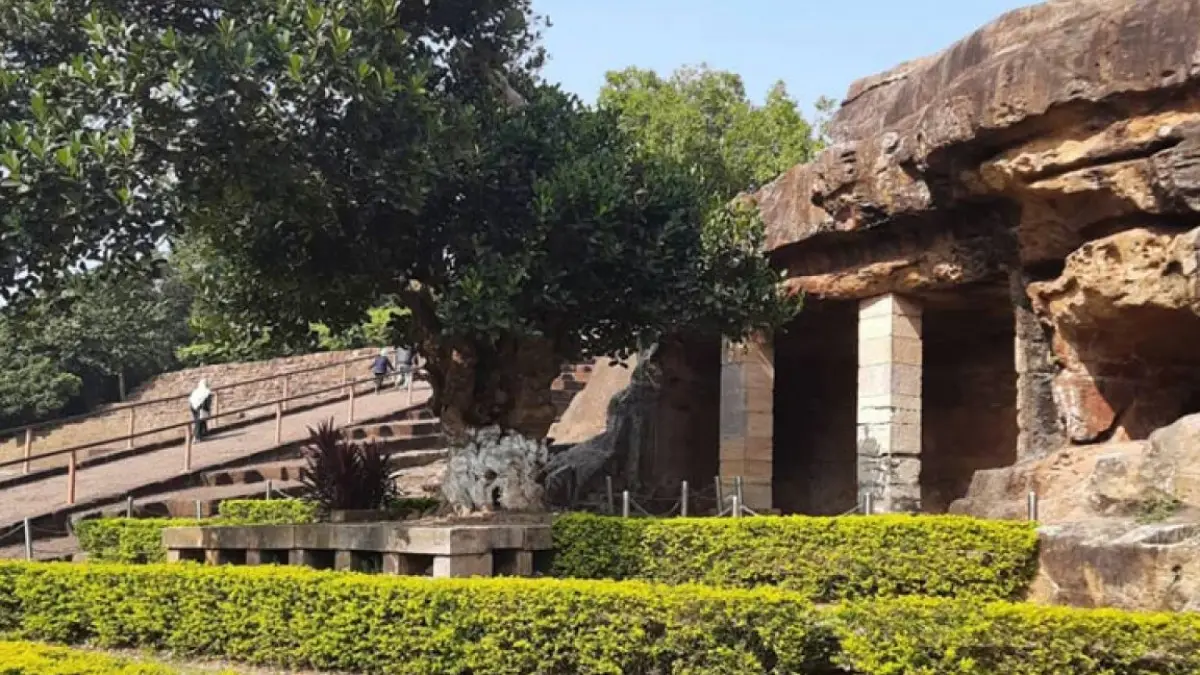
[371,348,394,394]
[189,379,213,441]
[393,345,415,388]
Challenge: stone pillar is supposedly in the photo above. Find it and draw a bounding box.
[856,294,923,513]
[719,336,774,511]
[1012,275,1065,461]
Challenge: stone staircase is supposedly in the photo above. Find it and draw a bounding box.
[0,360,598,561]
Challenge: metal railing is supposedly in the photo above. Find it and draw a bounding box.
[0,367,429,508]
[0,353,428,475]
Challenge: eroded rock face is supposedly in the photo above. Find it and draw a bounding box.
[952,412,1200,522]
[1031,521,1200,611]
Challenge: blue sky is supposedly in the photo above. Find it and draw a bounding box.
[534,0,1035,115]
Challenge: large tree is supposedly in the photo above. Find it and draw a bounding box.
[1,1,793,512]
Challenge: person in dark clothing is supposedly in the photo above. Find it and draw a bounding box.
[189,379,213,440]
[371,349,394,394]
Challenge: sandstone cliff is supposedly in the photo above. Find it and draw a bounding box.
[755,0,1200,528]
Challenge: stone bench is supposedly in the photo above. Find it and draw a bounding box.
[162,522,553,578]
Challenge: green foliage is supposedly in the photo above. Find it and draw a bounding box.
[598,65,818,195]
[383,496,441,519]
[76,501,316,564]
[216,499,317,525]
[552,513,1040,602]
[0,269,190,427]
[1,563,1199,675]
[0,641,230,675]
[828,596,1200,675]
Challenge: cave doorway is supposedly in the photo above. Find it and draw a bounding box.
[772,299,859,515]
[919,286,1018,513]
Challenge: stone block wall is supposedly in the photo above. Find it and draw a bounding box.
[719,337,774,510]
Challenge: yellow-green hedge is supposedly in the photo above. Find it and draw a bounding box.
[0,641,237,674]
[1,562,1198,674]
[552,513,1040,601]
[75,500,317,564]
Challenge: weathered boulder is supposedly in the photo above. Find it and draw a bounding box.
[1031,521,1200,611]
[952,412,1200,522]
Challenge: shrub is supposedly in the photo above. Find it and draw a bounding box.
[77,501,316,564]
[1,563,1199,674]
[300,420,396,512]
[217,499,317,525]
[552,513,1039,601]
[0,641,235,674]
[75,519,206,565]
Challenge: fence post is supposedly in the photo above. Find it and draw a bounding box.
[1027,490,1038,521]
[281,376,290,412]
[126,495,134,518]
[342,363,349,395]
[680,481,689,517]
[863,492,874,516]
[621,490,631,518]
[23,518,32,561]
[347,383,356,424]
[714,476,724,512]
[195,500,202,520]
[605,476,615,515]
[211,393,220,431]
[66,450,77,505]
[126,407,136,450]
[731,494,741,519]
[274,402,283,445]
[266,480,273,500]
[22,427,32,474]
[734,476,744,509]
[183,425,193,472]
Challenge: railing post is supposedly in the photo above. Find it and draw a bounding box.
[1027,490,1039,521]
[281,376,290,412]
[126,407,136,450]
[195,500,202,520]
[23,518,32,561]
[407,372,415,405]
[734,475,744,509]
[274,402,283,445]
[342,363,349,395]
[211,393,220,431]
[605,476,615,515]
[714,476,724,512]
[347,382,356,424]
[731,494,741,519]
[266,480,274,500]
[22,427,32,474]
[183,425,193,472]
[680,481,689,518]
[126,495,134,518]
[66,450,77,505]
[621,490,631,518]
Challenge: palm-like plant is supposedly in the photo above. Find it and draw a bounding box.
[300,419,397,512]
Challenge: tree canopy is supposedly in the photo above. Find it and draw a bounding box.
[0,2,806,512]
[598,65,821,196]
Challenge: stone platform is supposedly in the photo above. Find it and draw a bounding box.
[162,521,553,578]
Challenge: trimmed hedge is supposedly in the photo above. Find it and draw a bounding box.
[76,500,317,564]
[1,563,1198,674]
[0,641,236,674]
[216,499,317,524]
[552,513,1040,601]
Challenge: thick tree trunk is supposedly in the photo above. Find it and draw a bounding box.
[421,335,563,513]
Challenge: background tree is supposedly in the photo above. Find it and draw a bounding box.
[597,65,820,195]
[1,1,795,512]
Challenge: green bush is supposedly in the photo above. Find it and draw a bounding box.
[75,519,207,565]
[0,640,236,674]
[77,500,316,564]
[552,513,1040,601]
[1,563,1198,674]
[216,499,317,525]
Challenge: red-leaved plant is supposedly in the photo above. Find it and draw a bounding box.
[300,419,397,512]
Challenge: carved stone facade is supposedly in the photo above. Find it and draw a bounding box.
[712,0,1200,519]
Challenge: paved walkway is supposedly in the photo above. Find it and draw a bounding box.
[0,384,431,530]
